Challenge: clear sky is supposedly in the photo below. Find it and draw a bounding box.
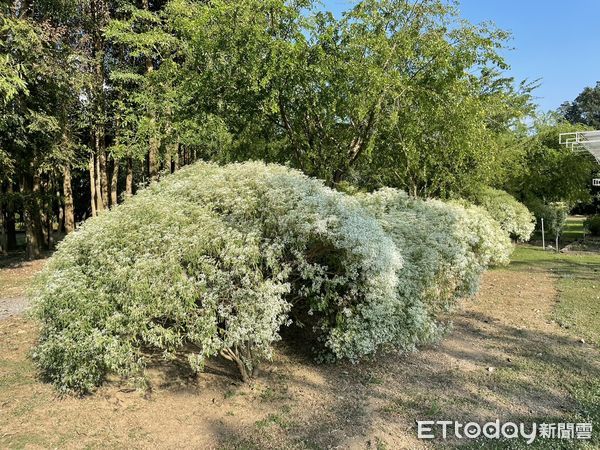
[323,0,600,113]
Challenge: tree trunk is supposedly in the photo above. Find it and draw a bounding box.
[0,199,6,256]
[125,157,133,197]
[94,149,105,210]
[172,143,180,172]
[89,154,97,217]
[98,147,110,208]
[5,183,16,251]
[63,165,75,233]
[40,177,52,250]
[148,140,159,181]
[141,11,159,182]
[110,158,119,206]
[22,174,44,260]
[58,205,64,233]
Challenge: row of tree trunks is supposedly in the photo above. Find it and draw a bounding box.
[89,152,124,215]
[1,167,78,259]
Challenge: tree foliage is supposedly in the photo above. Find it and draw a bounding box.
[561,81,600,129]
[2,0,539,258]
[155,0,534,194]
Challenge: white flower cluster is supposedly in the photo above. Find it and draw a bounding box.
[32,162,513,393]
[467,187,535,242]
[357,188,513,346]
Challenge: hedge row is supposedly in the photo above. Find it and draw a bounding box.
[31,162,513,394]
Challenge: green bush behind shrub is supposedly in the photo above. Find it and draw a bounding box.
[525,199,569,238]
[584,215,600,236]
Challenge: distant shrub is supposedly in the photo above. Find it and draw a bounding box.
[526,199,569,237]
[584,215,600,236]
[466,187,535,242]
[357,189,512,340]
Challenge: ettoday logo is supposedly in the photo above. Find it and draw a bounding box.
[416,420,593,444]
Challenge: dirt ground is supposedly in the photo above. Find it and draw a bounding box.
[0,257,46,320]
[0,259,598,449]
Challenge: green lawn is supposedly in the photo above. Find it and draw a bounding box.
[509,245,600,347]
[466,245,600,449]
[562,216,587,242]
[529,216,589,247]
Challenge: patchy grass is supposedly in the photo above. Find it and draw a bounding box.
[529,215,587,247]
[509,245,600,347]
[0,246,599,448]
[0,256,47,298]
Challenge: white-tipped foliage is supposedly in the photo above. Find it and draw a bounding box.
[467,187,535,242]
[358,188,512,334]
[32,163,512,394]
[32,162,405,392]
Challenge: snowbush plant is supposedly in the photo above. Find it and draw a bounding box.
[151,162,411,362]
[32,162,513,394]
[32,193,292,392]
[466,187,535,242]
[32,162,407,393]
[358,189,512,331]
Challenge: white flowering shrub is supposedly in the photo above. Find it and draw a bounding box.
[358,189,512,330]
[447,200,513,268]
[32,193,292,393]
[466,187,535,242]
[151,162,433,361]
[32,162,514,394]
[32,162,413,393]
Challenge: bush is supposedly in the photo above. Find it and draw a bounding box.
[465,187,535,242]
[525,199,569,238]
[32,162,513,394]
[584,215,600,236]
[32,162,409,393]
[358,189,512,326]
[447,200,513,269]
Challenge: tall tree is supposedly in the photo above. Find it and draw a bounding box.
[504,117,597,207]
[168,0,533,195]
[561,81,600,129]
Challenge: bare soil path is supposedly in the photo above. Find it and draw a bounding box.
[0,258,46,320]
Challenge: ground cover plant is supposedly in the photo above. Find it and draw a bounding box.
[31,162,514,394]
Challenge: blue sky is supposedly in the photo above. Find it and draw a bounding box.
[323,0,600,113]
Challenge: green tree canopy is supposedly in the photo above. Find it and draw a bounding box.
[561,81,600,129]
